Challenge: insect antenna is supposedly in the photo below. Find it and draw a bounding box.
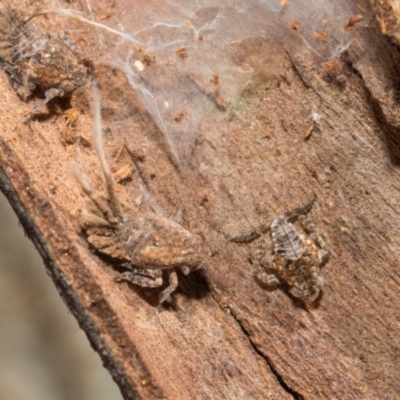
[91,84,122,220]
[283,198,316,220]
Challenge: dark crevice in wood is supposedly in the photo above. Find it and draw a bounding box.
[231,311,305,400]
[210,293,304,400]
[347,55,400,165]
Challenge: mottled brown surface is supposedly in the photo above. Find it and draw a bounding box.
[0,1,400,399]
[371,0,400,41]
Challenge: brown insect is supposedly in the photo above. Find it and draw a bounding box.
[288,20,300,31]
[314,30,330,42]
[344,14,363,31]
[322,59,347,86]
[0,6,92,120]
[72,87,205,305]
[232,199,329,303]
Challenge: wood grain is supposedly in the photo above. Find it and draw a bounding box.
[0,1,399,398]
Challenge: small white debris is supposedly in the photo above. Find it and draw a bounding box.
[135,193,143,206]
[312,111,321,124]
[134,60,144,71]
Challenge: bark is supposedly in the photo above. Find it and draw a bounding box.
[0,1,399,399]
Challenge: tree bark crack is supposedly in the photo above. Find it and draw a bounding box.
[210,293,304,400]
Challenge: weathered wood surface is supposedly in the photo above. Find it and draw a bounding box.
[0,1,399,399]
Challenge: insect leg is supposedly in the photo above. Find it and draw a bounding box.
[158,269,178,304]
[114,269,163,288]
[91,84,122,220]
[308,232,330,263]
[254,261,281,286]
[253,238,280,286]
[26,87,64,121]
[298,214,316,233]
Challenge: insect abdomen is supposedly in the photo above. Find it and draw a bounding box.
[271,218,303,260]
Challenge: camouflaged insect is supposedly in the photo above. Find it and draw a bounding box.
[232,199,329,303]
[0,6,91,120]
[72,87,204,305]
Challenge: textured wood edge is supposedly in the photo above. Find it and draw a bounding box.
[0,137,150,400]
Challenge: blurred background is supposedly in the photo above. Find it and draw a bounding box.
[0,192,122,400]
